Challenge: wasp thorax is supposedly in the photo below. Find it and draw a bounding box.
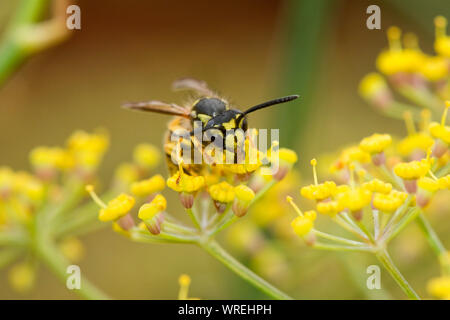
[192,98,227,123]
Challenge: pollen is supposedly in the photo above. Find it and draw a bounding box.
[300,158,337,200]
[130,174,165,196]
[373,190,408,212]
[290,213,315,238]
[234,184,255,202]
[397,133,434,156]
[209,181,235,203]
[359,133,392,154]
[167,162,205,193]
[393,159,431,180]
[417,177,440,193]
[98,193,135,222]
[362,179,392,194]
[316,200,343,216]
[337,187,372,212]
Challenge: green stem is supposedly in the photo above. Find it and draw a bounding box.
[376,249,420,300]
[416,213,450,275]
[313,230,366,246]
[200,240,293,300]
[385,208,420,242]
[34,237,109,300]
[0,0,49,87]
[313,242,372,252]
[185,208,201,230]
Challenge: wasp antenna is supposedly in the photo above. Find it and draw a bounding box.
[242,95,299,116]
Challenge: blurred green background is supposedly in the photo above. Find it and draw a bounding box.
[0,0,449,299]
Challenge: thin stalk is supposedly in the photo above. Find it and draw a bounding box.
[416,213,450,275]
[335,213,368,241]
[384,208,420,243]
[313,230,366,247]
[373,210,380,240]
[200,240,293,300]
[376,249,420,300]
[185,208,201,230]
[313,242,372,252]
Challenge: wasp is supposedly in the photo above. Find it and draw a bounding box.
[123,78,298,176]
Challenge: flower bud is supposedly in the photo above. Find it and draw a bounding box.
[232,185,255,217]
[138,194,166,234]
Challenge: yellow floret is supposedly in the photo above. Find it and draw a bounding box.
[337,187,372,212]
[429,122,450,144]
[373,190,407,212]
[130,174,165,196]
[358,73,389,99]
[8,263,35,293]
[417,177,440,192]
[300,181,337,201]
[138,194,167,220]
[362,179,392,194]
[209,181,235,203]
[167,171,205,193]
[234,185,255,202]
[393,159,430,180]
[397,133,434,156]
[290,212,315,237]
[133,144,161,169]
[278,148,298,164]
[438,175,450,189]
[427,275,450,299]
[359,133,392,154]
[98,193,135,222]
[316,200,343,216]
[419,55,449,81]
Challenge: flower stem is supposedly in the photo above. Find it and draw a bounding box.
[185,208,202,230]
[0,0,51,87]
[376,249,420,300]
[416,213,450,275]
[34,238,109,300]
[200,240,293,300]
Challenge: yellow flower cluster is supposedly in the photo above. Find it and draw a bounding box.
[0,131,107,293]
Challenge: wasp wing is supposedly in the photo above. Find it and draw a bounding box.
[172,78,216,97]
[122,100,191,118]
